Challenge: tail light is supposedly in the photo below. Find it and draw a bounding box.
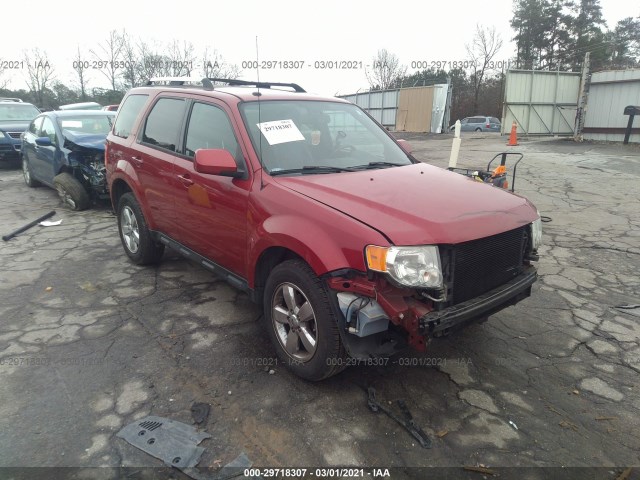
[486,123,491,128]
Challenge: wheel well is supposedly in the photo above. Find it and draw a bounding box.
[253,247,303,305]
[110,179,132,210]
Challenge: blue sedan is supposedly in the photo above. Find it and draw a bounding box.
[21,110,115,210]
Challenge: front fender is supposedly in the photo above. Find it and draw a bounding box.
[248,214,372,287]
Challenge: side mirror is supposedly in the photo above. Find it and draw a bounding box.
[397,139,413,154]
[194,149,241,178]
[35,137,52,147]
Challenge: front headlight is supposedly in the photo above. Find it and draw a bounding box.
[366,245,443,288]
[531,217,542,250]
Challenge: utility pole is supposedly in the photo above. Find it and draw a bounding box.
[574,52,590,142]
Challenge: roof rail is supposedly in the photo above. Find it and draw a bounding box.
[0,97,24,103]
[145,77,306,93]
[205,78,306,93]
[146,77,215,88]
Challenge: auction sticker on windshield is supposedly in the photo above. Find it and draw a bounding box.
[257,119,305,145]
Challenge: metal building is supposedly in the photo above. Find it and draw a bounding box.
[582,69,640,143]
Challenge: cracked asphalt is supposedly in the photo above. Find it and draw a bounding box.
[0,133,639,477]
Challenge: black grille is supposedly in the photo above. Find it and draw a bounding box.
[0,144,13,152]
[7,132,22,139]
[447,227,526,304]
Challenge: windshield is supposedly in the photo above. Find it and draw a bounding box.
[0,104,40,122]
[240,100,412,174]
[57,115,114,135]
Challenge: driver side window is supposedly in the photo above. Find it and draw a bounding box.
[39,117,57,145]
[185,102,241,164]
[29,117,43,135]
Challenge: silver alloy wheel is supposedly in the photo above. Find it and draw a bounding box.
[22,158,30,184]
[121,206,140,254]
[56,185,77,209]
[271,282,318,362]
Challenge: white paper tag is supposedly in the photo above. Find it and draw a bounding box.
[40,220,63,227]
[60,121,83,128]
[257,119,305,145]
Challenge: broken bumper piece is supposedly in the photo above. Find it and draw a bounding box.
[421,268,537,335]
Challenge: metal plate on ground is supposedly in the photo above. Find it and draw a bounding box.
[117,415,211,469]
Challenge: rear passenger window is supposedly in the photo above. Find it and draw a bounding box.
[185,103,240,161]
[142,98,187,152]
[113,94,148,138]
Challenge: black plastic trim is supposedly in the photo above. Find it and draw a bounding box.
[421,267,537,334]
[153,232,255,301]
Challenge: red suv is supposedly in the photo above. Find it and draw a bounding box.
[106,78,541,381]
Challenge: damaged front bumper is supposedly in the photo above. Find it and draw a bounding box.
[327,265,537,354]
[421,267,537,336]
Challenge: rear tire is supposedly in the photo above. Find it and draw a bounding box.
[117,192,164,265]
[53,172,90,210]
[475,127,482,132]
[263,259,347,381]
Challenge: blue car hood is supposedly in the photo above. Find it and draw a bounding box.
[62,130,108,151]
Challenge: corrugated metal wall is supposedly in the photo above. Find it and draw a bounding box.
[502,70,581,135]
[340,85,449,132]
[583,69,640,143]
[341,90,399,127]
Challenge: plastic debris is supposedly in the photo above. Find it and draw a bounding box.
[40,219,63,227]
[508,420,518,430]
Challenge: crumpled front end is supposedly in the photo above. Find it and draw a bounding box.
[64,136,109,199]
[326,224,539,357]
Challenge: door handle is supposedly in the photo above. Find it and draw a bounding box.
[177,174,194,187]
[131,156,143,166]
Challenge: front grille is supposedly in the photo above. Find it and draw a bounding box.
[7,132,22,139]
[445,227,526,305]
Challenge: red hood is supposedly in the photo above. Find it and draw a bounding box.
[273,163,538,245]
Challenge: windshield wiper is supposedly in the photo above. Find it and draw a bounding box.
[348,161,407,170]
[269,165,353,176]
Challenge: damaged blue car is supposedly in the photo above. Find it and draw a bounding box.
[21,110,115,210]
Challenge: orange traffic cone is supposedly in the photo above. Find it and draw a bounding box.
[507,121,518,146]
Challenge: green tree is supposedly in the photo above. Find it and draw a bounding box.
[511,0,547,68]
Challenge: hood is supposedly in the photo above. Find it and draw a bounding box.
[0,121,30,133]
[62,130,108,151]
[273,163,538,245]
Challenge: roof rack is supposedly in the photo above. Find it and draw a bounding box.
[206,78,306,93]
[146,77,305,93]
[0,97,24,103]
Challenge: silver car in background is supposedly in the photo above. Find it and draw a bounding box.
[451,116,501,132]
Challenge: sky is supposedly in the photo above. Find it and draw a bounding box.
[0,0,636,97]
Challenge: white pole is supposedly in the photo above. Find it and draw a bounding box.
[448,120,462,169]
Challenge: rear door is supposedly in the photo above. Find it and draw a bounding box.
[133,96,188,234]
[172,99,250,276]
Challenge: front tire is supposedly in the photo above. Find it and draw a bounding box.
[22,156,40,187]
[263,259,347,381]
[53,172,90,210]
[117,192,164,265]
